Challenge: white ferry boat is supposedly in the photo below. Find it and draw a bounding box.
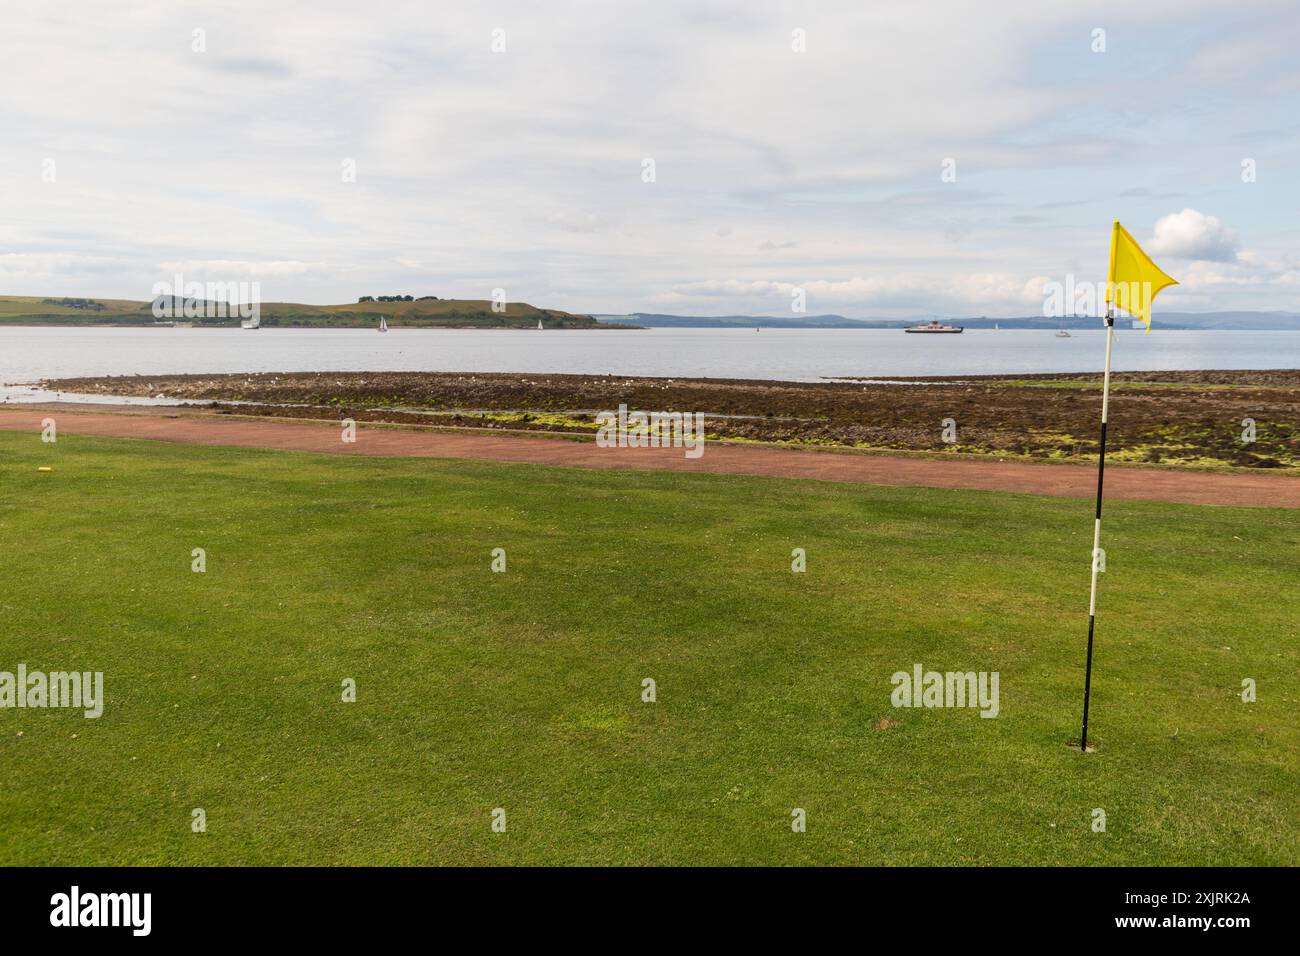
[904,320,963,334]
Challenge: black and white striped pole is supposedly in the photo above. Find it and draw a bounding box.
[1080,306,1116,752]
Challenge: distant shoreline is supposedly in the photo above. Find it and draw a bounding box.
[0,294,622,330]
[0,322,641,330]
[5,322,1299,332]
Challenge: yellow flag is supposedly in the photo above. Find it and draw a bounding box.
[1106,220,1177,332]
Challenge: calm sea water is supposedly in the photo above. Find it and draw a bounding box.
[2,327,1297,402]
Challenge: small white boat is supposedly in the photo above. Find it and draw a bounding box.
[240,316,260,330]
[537,319,543,330]
[1055,329,1071,338]
[378,316,388,333]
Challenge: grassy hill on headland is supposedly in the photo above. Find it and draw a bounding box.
[0,294,609,329]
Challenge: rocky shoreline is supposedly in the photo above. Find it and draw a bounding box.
[41,369,1300,470]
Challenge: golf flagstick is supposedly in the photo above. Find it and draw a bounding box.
[1079,307,1115,753]
[1078,221,1176,753]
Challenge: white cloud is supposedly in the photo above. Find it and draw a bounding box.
[0,253,132,280]
[1148,209,1240,262]
[658,272,1043,314]
[0,1,1296,314]
[157,260,327,278]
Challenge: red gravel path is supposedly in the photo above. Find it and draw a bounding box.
[3,404,1297,507]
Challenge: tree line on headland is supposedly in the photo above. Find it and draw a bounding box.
[357,295,441,302]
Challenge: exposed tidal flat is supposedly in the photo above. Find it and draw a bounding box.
[42,368,1300,470]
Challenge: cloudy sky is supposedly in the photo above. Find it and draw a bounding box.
[2,0,1298,317]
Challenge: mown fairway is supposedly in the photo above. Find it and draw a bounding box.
[0,431,1295,865]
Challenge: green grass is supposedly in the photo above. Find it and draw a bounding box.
[0,432,1295,866]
